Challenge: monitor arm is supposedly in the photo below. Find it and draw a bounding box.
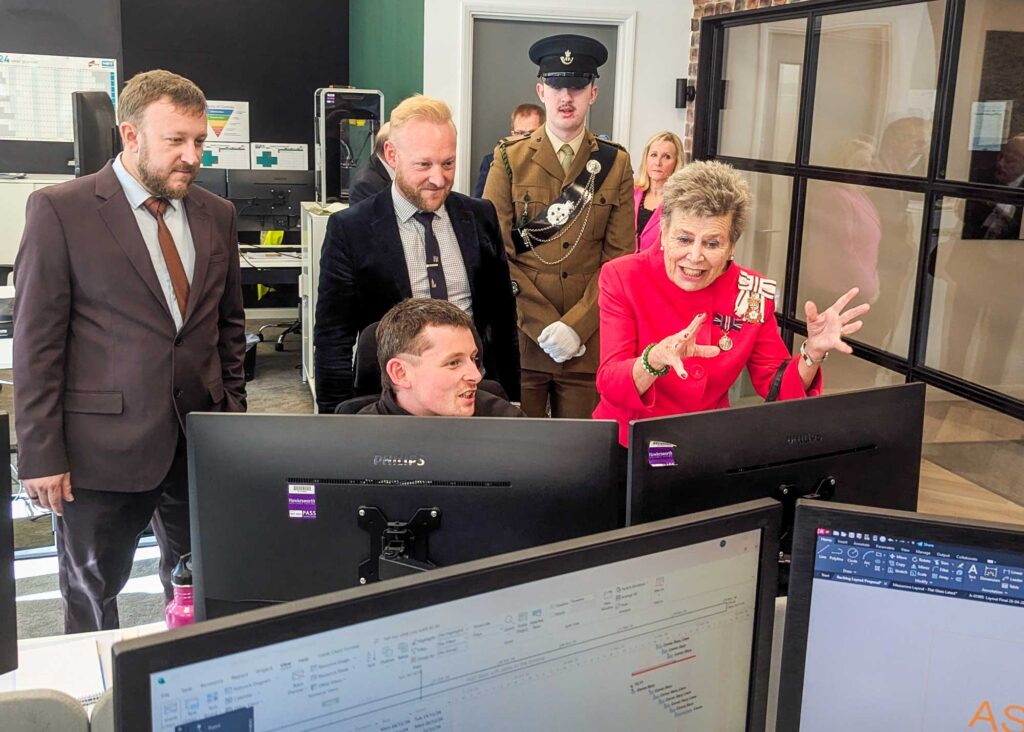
[357,506,442,584]
[775,477,837,594]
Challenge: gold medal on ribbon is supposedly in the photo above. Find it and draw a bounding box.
[719,334,733,351]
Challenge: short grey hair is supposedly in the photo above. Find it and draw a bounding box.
[661,160,751,245]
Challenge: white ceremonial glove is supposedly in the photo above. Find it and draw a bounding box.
[538,321,586,363]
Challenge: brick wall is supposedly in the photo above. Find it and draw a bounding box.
[685,0,807,160]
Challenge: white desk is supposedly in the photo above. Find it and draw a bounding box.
[239,250,302,321]
[0,622,165,702]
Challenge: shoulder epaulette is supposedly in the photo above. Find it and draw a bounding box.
[499,132,531,146]
[596,137,628,154]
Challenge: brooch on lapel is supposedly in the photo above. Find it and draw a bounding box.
[734,272,777,324]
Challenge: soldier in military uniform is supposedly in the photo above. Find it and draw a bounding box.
[483,34,635,418]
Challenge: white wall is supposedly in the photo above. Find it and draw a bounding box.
[423,0,693,192]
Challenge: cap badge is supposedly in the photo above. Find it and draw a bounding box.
[586,160,602,174]
[560,50,573,65]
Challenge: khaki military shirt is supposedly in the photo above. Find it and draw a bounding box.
[483,129,635,374]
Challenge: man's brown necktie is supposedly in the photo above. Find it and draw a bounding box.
[142,196,190,319]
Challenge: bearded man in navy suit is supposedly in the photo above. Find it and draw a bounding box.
[314,95,519,413]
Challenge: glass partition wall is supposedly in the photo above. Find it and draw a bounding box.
[697,0,1023,510]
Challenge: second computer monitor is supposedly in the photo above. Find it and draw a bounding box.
[777,500,1024,731]
[225,169,316,233]
[115,499,782,731]
[627,383,925,536]
[188,414,624,619]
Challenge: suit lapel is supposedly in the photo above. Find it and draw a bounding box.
[370,191,412,298]
[95,165,173,320]
[182,194,212,324]
[445,194,480,281]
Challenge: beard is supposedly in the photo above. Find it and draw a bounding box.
[395,168,450,212]
[137,143,198,200]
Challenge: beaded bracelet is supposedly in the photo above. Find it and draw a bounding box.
[641,343,670,377]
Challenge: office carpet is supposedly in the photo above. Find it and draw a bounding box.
[16,558,166,639]
[921,439,1024,508]
[10,321,311,638]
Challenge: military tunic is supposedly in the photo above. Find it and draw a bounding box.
[482,129,635,379]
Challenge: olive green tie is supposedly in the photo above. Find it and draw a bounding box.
[558,143,574,174]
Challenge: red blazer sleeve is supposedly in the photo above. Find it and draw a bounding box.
[596,260,707,413]
[745,304,823,400]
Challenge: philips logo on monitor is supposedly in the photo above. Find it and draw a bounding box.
[785,433,823,446]
[373,455,427,467]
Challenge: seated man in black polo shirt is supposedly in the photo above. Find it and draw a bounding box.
[361,298,525,417]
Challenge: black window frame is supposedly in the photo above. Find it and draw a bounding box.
[692,0,1024,422]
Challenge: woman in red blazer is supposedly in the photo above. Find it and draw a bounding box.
[634,131,683,253]
[596,161,869,445]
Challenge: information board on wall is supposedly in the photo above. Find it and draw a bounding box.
[0,52,117,142]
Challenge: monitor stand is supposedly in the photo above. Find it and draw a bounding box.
[357,506,442,584]
[776,476,838,596]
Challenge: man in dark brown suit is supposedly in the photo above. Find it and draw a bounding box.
[14,70,246,632]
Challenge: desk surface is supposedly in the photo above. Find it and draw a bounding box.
[0,622,165,701]
[239,250,302,268]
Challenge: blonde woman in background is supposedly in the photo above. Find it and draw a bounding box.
[634,131,684,252]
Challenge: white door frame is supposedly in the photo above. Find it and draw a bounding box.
[456,3,637,193]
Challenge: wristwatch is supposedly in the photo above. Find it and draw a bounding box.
[799,341,829,367]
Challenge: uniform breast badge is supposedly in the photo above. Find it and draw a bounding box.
[712,313,742,351]
[546,200,575,227]
[734,273,777,325]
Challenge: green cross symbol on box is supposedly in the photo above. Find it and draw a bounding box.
[255,151,279,168]
[201,149,218,166]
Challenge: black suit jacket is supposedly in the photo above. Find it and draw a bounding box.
[314,189,521,412]
[348,155,391,205]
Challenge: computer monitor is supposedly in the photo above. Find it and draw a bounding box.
[188,414,625,620]
[225,169,316,237]
[114,498,782,731]
[0,413,15,675]
[191,168,228,198]
[72,91,119,177]
[627,383,924,551]
[777,500,1024,731]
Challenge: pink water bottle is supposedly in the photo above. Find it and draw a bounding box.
[165,552,195,629]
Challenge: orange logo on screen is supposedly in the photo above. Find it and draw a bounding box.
[968,700,1024,731]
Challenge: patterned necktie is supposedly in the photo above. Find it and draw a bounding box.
[142,197,190,319]
[412,211,448,300]
[558,143,575,174]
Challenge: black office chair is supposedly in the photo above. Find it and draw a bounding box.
[334,321,508,413]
